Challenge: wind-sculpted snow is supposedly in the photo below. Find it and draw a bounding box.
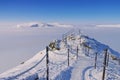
[55,67,73,80]
[81,35,120,58]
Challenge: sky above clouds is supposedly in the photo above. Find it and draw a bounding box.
[0,0,120,25]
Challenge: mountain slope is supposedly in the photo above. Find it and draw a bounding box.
[0,31,120,80]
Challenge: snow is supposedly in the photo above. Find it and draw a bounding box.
[0,50,46,79]
[0,30,120,80]
[71,56,94,80]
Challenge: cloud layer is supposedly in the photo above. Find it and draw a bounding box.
[16,22,74,28]
[96,24,120,28]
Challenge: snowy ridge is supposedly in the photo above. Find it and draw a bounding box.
[80,35,120,58]
[0,30,120,80]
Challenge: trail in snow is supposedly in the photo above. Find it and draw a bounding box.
[82,66,93,80]
[71,56,94,80]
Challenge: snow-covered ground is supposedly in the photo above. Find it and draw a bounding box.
[0,25,72,73]
[0,29,120,80]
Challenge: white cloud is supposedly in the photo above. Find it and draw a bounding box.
[16,22,74,28]
[96,24,120,28]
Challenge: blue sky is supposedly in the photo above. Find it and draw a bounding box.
[0,0,120,25]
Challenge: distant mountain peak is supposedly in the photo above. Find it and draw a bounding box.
[16,22,74,28]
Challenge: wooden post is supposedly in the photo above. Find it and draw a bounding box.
[102,49,108,80]
[66,37,67,44]
[64,37,67,44]
[46,46,49,80]
[106,53,109,67]
[119,59,120,65]
[94,52,97,69]
[88,44,90,56]
[62,34,64,41]
[77,46,79,59]
[88,47,89,56]
[68,49,69,67]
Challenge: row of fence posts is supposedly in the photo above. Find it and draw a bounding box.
[45,45,79,80]
[94,49,110,80]
[45,47,70,79]
[68,45,79,67]
[94,48,120,80]
[46,30,114,80]
[45,47,70,80]
[62,30,120,80]
[46,38,110,80]
[47,36,108,80]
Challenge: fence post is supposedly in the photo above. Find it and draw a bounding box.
[79,29,81,35]
[106,53,109,67]
[68,49,69,67]
[102,49,108,80]
[66,37,67,44]
[88,43,90,55]
[94,52,97,69]
[46,46,49,80]
[118,58,120,65]
[77,46,79,59]
[88,47,89,56]
[62,34,64,41]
